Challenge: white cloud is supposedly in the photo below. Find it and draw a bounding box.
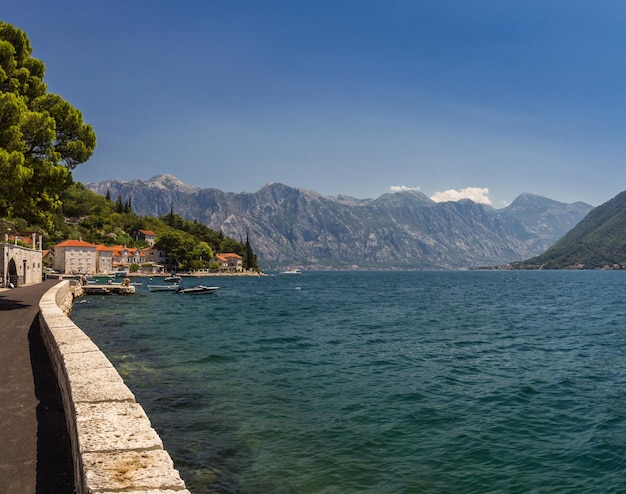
[388,185,421,192]
[430,187,492,205]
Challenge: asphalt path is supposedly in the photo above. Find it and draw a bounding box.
[0,280,74,493]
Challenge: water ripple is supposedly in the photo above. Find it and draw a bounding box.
[72,271,626,493]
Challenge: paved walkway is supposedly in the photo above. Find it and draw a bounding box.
[0,280,74,493]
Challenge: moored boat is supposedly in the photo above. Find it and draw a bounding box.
[148,284,181,292]
[177,285,219,295]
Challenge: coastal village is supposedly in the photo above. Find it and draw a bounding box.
[50,229,244,276]
[1,229,247,288]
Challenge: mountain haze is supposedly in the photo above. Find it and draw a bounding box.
[86,175,593,269]
[516,190,626,269]
[494,193,593,254]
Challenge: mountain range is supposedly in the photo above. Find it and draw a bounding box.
[85,175,593,269]
[515,190,626,269]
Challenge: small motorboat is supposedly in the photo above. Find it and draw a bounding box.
[177,285,219,295]
[148,284,180,292]
[164,275,182,283]
[279,269,302,275]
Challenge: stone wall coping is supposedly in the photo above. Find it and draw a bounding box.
[39,280,190,494]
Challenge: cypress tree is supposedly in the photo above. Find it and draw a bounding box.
[244,232,258,270]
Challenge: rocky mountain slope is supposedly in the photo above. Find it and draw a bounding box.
[86,175,593,269]
[515,189,626,269]
[492,193,593,255]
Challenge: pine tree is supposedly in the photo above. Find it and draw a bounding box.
[0,22,96,228]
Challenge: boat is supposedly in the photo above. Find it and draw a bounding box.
[105,278,143,287]
[148,284,181,292]
[164,275,182,283]
[279,269,302,275]
[177,285,219,295]
[114,269,129,278]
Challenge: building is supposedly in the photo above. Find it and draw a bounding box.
[42,249,54,267]
[110,245,149,270]
[136,229,157,246]
[214,253,243,271]
[53,239,98,275]
[8,233,35,247]
[95,245,114,274]
[1,232,43,287]
[140,246,169,273]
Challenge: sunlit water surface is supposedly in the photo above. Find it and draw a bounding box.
[71,271,626,493]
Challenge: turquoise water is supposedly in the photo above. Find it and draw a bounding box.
[71,271,626,493]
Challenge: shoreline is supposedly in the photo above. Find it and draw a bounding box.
[39,281,191,493]
[130,271,265,277]
[113,271,264,278]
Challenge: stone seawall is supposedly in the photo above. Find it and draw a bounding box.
[38,280,190,494]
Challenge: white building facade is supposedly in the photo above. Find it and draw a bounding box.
[1,232,43,287]
[53,239,98,275]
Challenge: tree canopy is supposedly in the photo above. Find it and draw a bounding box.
[0,22,96,229]
[50,183,259,272]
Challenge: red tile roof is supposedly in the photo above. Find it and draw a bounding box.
[216,252,243,261]
[55,239,97,248]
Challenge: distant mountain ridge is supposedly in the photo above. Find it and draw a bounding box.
[515,190,626,269]
[85,175,593,269]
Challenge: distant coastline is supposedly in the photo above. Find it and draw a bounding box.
[128,271,264,278]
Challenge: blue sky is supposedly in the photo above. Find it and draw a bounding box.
[5,1,626,207]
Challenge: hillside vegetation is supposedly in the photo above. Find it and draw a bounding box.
[40,183,258,271]
[513,190,626,269]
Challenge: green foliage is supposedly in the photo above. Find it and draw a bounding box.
[245,232,258,270]
[154,222,219,270]
[46,183,259,271]
[161,212,247,258]
[514,190,626,269]
[0,18,258,272]
[0,22,96,229]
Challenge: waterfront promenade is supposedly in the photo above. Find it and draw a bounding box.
[0,280,74,493]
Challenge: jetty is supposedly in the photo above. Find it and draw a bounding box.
[79,284,135,295]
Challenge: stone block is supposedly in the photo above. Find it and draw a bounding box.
[83,449,187,492]
[75,402,163,453]
[68,366,135,403]
[63,349,115,373]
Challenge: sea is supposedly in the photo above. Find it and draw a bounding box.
[70,270,626,493]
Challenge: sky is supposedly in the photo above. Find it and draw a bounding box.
[4,1,626,208]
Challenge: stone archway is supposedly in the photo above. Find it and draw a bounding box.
[8,258,18,287]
